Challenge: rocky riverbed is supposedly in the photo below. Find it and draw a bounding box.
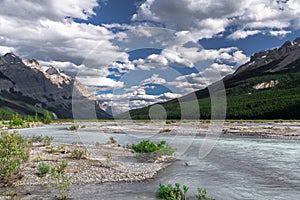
[0,140,175,199]
[79,121,300,139]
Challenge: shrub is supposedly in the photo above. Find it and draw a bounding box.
[0,131,32,185]
[43,111,52,124]
[68,125,79,130]
[30,135,54,146]
[37,162,50,177]
[157,183,188,200]
[31,135,44,143]
[10,113,23,126]
[104,151,112,168]
[197,188,214,200]
[43,135,54,146]
[130,140,169,153]
[51,161,70,200]
[71,147,86,159]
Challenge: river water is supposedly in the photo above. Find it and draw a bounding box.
[15,123,300,199]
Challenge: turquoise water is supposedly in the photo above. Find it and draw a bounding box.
[17,124,300,199]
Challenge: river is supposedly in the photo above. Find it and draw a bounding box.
[15,123,300,199]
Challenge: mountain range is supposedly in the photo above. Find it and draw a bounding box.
[0,53,111,119]
[125,37,300,120]
[1,37,300,120]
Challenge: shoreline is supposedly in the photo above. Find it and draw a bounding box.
[0,141,175,199]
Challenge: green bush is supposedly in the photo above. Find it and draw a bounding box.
[157,183,188,200]
[130,140,167,153]
[68,125,79,130]
[10,113,23,126]
[0,131,32,185]
[43,111,52,124]
[71,147,86,159]
[37,162,50,177]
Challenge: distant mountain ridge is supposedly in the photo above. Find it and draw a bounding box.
[124,37,300,120]
[0,52,111,119]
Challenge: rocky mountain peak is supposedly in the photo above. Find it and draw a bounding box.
[0,52,22,64]
[46,65,61,76]
[225,37,300,82]
[0,52,110,119]
[293,37,300,45]
[22,59,40,69]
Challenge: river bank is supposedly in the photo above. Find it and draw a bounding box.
[75,121,300,139]
[0,138,175,199]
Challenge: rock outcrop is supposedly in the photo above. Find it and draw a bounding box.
[0,52,111,119]
[224,37,300,83]
[253,80,279,90]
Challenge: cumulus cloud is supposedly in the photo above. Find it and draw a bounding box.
[96,85,182,113]
[133,0,300,39]
[0,0,98,21]
[0,0,128,70]
[227,30,261,40]
[168,63,234,93]
[141,74,167,85]
[78,76,124,91]
[0,45,15,55]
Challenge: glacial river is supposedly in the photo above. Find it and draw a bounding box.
[16,123,300,200]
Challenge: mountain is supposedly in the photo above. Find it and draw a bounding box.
[124,37,300,120]
[0,53,111,119]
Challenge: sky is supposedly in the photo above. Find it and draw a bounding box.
[0,0,300,114]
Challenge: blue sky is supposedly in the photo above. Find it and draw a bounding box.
[0,0,299,113]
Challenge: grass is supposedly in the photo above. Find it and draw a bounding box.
[70,147,86,159]
[37,162,51,177]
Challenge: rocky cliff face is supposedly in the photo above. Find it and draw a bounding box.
[0,53,111,119]
[224,37,300,84]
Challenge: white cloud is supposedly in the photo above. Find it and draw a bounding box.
[0,0,128,71]
[0,45,15,55]
[141,74,167,85]
[133,0,300,40]
[78,76,124,91]
[269,30,292,37]
[38,60,85,75]
[227,30,261,40]
[0,0,98,21]
[168,63,234,93]
[96,86,182,113]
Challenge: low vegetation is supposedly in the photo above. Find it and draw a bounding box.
[71,147,86,159]
[68,124,79,130]
[157,183,214,200]
[0,131,32,186]
[130,139,171,154]
[104,151,112,168]
[129,139,174,162]
[31,135,54,147]
[157,183,189,200]
[37,162,51,177]
[51,161,70,200]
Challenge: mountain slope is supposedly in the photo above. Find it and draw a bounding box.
[0,53,111,119]
[124,37,300,120]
